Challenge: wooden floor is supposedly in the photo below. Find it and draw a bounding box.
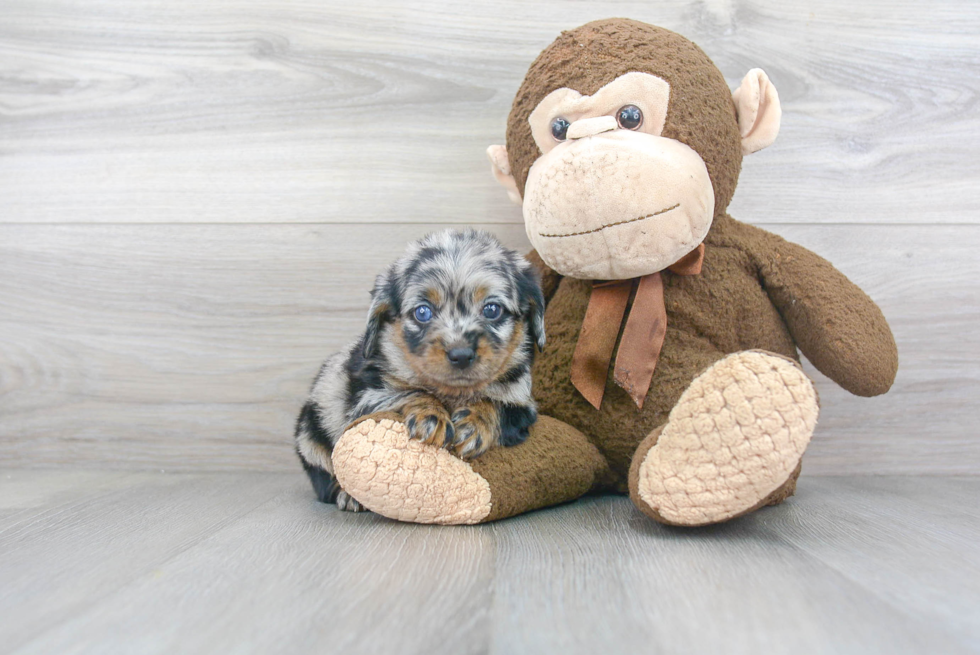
[1,471,977,655]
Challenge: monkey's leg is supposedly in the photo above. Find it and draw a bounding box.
[628,350,818,526]
[331,413,610,525]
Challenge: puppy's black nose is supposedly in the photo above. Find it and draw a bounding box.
[447,347,476,370]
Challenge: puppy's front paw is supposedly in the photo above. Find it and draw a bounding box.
[336,490,368,513]
[402,394,454,448]
[498,403,536,447]
[450,401,500,460]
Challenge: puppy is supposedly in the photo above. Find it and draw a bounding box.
[294,229,546,511]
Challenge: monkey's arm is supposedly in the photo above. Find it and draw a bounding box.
[754,233,898,397]
[525,249,563,303]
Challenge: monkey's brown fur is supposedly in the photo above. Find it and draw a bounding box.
[331,19,898,525]
[494,19,897,498]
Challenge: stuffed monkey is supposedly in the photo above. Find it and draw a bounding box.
[329,19,898,526]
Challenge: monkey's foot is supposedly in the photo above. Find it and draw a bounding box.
[628,351,818,526]
[331,413,492,525]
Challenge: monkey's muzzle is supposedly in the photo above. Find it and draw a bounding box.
[523,130,715,280]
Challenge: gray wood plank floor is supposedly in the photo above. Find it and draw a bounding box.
[1,470,977,654]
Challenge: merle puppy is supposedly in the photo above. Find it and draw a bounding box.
[295,230,546,511]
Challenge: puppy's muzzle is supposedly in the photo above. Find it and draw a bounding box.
[447,347,476,370]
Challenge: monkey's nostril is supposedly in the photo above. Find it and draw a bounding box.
[447,347,476,370]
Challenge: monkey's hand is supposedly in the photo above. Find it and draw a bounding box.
[401,394,454,449]
[756,231,898,397]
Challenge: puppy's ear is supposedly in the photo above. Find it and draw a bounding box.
[517,264,546,351]
[363,273,397,358]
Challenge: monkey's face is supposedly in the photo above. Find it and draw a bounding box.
[487,20,782,281]
[522,72,713,280]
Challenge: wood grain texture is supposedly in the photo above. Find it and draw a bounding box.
[772,477,980,647]
[489,482,978,654]
[0,470,289,653]
[0,0,977,224]
[0,1,977,475]
[2,472,978,654]
[1,222,978,474]
[2,470,493,655]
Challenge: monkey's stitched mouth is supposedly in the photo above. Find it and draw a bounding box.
[538,203,680,238]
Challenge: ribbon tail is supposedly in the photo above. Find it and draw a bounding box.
[570,365,605,411]
[613,272,667,409]
[570,281,632,411]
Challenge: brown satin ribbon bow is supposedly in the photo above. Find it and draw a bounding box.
[570,244,705,410]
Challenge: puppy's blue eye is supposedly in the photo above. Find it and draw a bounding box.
[482,303,502,320]
[413,305,433,323]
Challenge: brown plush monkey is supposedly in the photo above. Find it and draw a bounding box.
[329,19,898,526]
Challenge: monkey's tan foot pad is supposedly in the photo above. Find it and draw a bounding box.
[332,417,492,525]
[629,351,818,526]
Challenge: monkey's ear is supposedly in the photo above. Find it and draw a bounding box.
[363,274,396,358]
[486,145,523,205]
[732,69,782,156]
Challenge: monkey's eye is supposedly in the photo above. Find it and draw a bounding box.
[482,303,502,320]
[551,117,571,141]
[413,305,433,323]
[617,105,643,130]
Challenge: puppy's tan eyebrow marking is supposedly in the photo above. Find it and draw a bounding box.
[473,286,488,304]
[425,288,442,305]
[539,203,680,238]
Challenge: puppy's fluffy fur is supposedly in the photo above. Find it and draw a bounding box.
[295,230,546,511]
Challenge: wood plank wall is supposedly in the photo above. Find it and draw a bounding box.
[2,0,978,474]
